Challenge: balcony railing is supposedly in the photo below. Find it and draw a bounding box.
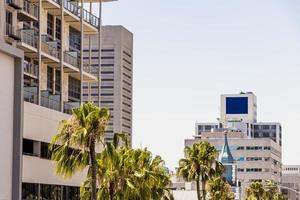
[24,86,38,104]
[24,61,38,77]
[5,23,21,40]
[41,37,60,59]
[83,61,98,75]
[41,91,61,111]
[6,0,21,9]
[19,29,37,48]
[64,0,80,17]
[64,101,80,114]
[64,51,79,68]
[63,0,99,28]
[23,0,38,18]
[82,9,99,28]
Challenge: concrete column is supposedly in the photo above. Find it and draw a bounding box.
[98,0,102,107]
[60,0,64,112]
[80,0,83,104]
[38,0,42,105]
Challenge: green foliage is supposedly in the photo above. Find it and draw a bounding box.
[176,141,224,200]
[50,102,110,200]
[206,177,235,200]
[80,133,173,200]
[245,181,287,200]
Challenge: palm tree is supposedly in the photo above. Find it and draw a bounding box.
[81,133,173,200]
[176,141,224,200]
[206,176,235,200]
[50,102,110,200]
[245,182,266,200]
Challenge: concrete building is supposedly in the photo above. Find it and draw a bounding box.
[180,93,283,199]
[196,92,282,146]
[82,26,133,143]
[185,131,282,199]
[0,0,116,199]
[281,165,300,200]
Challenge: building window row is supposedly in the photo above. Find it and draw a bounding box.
[22,182,79,200]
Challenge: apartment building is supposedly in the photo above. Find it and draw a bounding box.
[82,26,133,143]
[0,0,115,199]
[281,165,300,200]
[185,131,282,199]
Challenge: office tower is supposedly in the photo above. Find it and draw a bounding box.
[82,26,133,143]
[185,131,282,199]
[182,93,283,199]
[0,0,115,199]
[196,92,282,145]
[281,165,300,200]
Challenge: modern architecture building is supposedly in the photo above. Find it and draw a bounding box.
[281,165,300,200]
[185,131,282,199]
[196,92,282,145]
[82,26,133,143]
[0,0,117,199]
[182,92,283,199]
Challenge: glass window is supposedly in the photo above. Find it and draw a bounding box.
[47,14,54,38]
[69,27,81,51]
[23,139,34,155]
[22,183,39,200]
[68,76,80,100]
[55,70,61,94]
[40,142,52,160]
[47,66,53,92]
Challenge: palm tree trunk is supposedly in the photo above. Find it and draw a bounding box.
[90,137,97,200]
[201,181,206,200]
[109,182,114,200]
[196,176,201,200]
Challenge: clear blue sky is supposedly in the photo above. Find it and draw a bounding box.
[100,0,300,170]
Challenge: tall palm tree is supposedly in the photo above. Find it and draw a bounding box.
[50,102,110,200]
[245,182,265,200]
[176,141,223,200]
[80,133,173,200]
[206,176,235,200]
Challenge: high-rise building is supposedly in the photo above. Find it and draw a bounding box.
[281,165,300,200]
[196,92,282,145]
[185,130,282,199]
[0,0,115,199]
[82,26,133,143]
[183,92,283,199]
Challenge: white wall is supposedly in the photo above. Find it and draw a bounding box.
[0,51,14,200]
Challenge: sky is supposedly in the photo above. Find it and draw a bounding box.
[98,0,300,170]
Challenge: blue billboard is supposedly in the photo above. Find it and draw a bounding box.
[226,97,248,114]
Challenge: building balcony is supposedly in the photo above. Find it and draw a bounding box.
[24,86,38,104]
[41,90,61,112]
[83,62,98,82]
[41,35,60,62]
[64,51,79,69]
[64,101,80,114]
[24,61,38,78]
[17,29,38,53]
[18,0,38,21]
[82,8,99,29]
[6,0,21,9]
[5,23,21,41]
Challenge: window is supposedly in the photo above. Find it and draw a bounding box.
[68,76,80,100]
[5,11,13,35]
[69,27,81,51]
[23,139,34,155]
[41,184,62,200]
[47,14,54,38]
[40,142,52,160]
[63,186,80,200]
[55,70,61,93]
[237,168,244,172]
[55,18,61,41]
[47,66,53,92]
[22,183,39,200]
